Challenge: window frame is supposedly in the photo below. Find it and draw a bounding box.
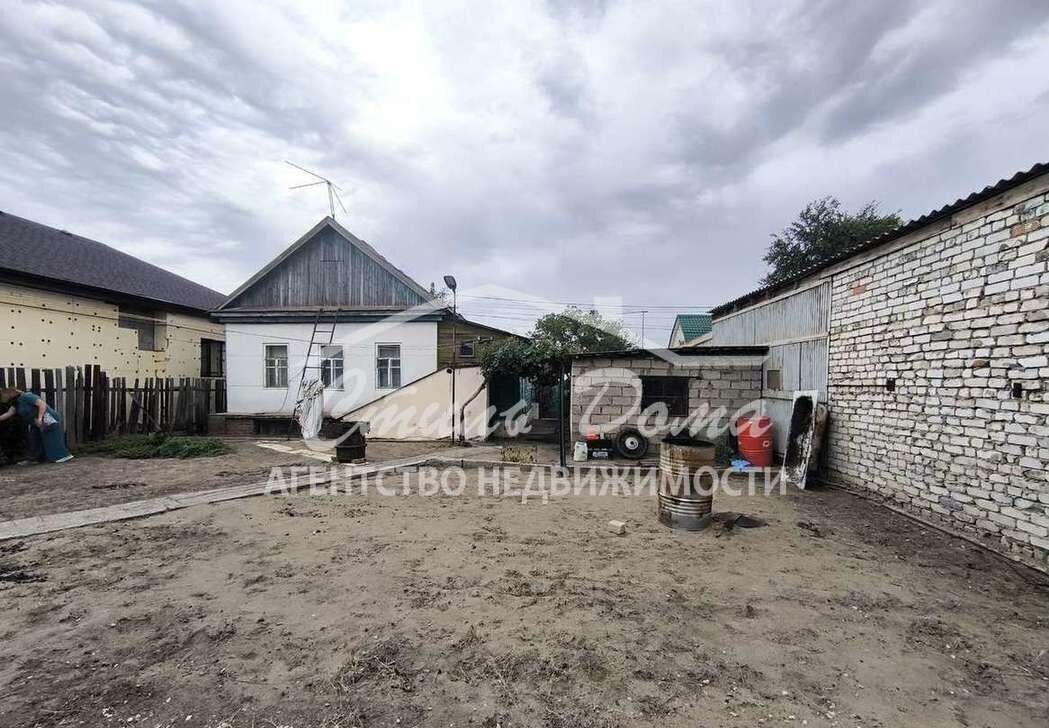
[200,338,225,378]
[263,343,289,389]
[118,307,163,352]
[458,340,476,359]
[319,345,344,390]
[640,375,689,417]
[375,343,402,390]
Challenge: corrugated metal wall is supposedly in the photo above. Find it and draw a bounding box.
[711,281,831,345]
[710,281,831,454]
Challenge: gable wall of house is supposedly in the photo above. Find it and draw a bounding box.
[0,280,224,380]
[226,226,428,310]
[825,178,1049,568]
[436,320,519,369]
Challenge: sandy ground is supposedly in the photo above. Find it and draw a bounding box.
[1,468,1048,728]
[0,440,455,521]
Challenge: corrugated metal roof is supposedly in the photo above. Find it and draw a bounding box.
[0,211,226,312]
[569,345,768,360]
[710,161,1049,319]
[672,313,713,342]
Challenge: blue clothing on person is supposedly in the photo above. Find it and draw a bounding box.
[14,392,73,463]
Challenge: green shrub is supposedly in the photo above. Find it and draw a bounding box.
[75,434,232,459]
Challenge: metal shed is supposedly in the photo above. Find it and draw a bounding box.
[709,280,831,454]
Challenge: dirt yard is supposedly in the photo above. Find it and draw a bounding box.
[1,468,1047,728]
[0,439,455,520]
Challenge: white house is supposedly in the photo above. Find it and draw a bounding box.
[211,217,520,438]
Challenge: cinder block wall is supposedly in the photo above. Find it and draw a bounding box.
[826,179,1049,567]
[570,356,762,440]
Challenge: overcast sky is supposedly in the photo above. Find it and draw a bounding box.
[2,1,1049,341]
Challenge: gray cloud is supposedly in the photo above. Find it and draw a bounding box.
[1,0,1048,340]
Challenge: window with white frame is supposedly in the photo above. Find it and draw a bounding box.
[376,344,401,389]
[264,344,288,388]
[320,345,344,389]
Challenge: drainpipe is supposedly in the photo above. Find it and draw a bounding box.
[459,378,487,444]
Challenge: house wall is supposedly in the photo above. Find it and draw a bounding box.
[825,180,1049,567]
[570,356,763,441]
[0,280,223,379]
[224,320,438,415]
[342,365,489,440]
[436,320,518,368]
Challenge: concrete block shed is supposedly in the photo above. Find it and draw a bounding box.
[705,162,1049,569]
[569,347,768,442]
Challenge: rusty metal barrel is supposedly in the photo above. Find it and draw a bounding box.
[657,436,716,530]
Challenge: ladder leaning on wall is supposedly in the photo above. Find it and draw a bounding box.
[289,308,338,436]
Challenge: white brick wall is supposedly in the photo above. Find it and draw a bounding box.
[826,185,1049,566]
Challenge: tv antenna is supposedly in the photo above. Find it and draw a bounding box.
[285,160,348,219]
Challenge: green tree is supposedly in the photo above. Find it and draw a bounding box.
[478,307,632,384]
[762,197,901,286]
[531,307,633,356]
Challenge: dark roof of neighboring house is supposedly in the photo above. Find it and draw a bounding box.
[0,211,226,313]
[670,313,713,343]
[569,345,768,360]
[710,161,1049,319]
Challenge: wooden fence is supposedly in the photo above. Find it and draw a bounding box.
[0,365,226,446]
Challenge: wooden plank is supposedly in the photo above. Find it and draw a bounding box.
[67,368,76,444]
[43,369,55,416]
[51,368,63,429]
[83,365,94,439]
[128,378,141,434]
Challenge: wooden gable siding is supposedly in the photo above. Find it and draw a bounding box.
[436,320,519,368]
[228,227,428,310]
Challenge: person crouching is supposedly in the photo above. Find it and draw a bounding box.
[0,388,73,464]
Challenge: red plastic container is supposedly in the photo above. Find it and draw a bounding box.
[736,415,773,467]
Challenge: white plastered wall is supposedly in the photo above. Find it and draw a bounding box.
[342,365,490,440]
[224,320,439,415]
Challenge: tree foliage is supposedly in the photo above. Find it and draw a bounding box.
[478,307,632,384]
[531,307,633,356]
[762,197,901,286]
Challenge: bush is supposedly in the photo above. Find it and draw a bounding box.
[75,434,232,459]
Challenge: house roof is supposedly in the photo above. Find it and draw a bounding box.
[710,161,1049,319]
[670,313,712,344]
[448,314,529,341]
[0,210,226,313]
[218,217,433,310]
[569,345,768,360]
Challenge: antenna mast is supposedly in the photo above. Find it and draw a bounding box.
[285,160,348,219]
